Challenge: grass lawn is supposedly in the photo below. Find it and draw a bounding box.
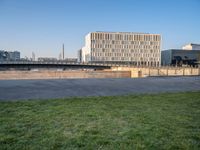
[0,92,200,150]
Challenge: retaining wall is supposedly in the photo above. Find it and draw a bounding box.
[111,67,200,78]
[0,70,131,80]
[1,67,199,80]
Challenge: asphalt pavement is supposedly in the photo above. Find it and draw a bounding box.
[0,76,200,101]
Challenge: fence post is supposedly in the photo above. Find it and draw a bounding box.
[199,67,200,75]
[167,67,168,76]
[149,68,150,76]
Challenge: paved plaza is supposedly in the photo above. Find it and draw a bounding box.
[0,76,200,101]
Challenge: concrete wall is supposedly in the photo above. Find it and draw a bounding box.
[0,67,199,80]
[0,70,131,80]
[112,67,200,78]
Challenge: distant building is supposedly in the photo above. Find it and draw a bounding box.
[32,52,36,61]
[161,49,200,66]
[64,58,78,63]
[182,43,200,50]
[38,57,57,62]
[80,31,161,67]
[9,51,20,61]
[0,50,20,61]
[77,49,82,62]
[62,44,65,60]
[58,53,62,60]
[0,50,9,61]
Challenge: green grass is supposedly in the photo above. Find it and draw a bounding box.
[0,92,200,150]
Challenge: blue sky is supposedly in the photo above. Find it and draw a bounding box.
[0,0,200,58]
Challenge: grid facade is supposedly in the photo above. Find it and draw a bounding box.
[82,32,161,67]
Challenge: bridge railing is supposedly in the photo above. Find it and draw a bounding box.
[0,61,117,67]
[1,61,199,69]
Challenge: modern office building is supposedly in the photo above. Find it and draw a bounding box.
[161,49,200,66]
[182,43,200,50]
[0,50,9,61]
[0,50,20,61]
[9,51,20,61]
[80,32,161,67]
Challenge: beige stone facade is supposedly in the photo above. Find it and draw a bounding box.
[81,32,161,67]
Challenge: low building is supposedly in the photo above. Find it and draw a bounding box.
[38,57,57,62]
[80,31,161,67]
[0,50,20,61]
[64,58,78,63]
[9,51,20,61]
[161,49,200,66]
[182,43,200,50]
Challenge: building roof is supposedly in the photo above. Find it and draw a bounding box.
[162,49,200,52]
[91,31,160,35]
[190,43,200,46]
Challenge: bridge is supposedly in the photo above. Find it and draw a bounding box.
[0,61,121,70]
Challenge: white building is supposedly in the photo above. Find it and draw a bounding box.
[182,43,200,50]
[80,32,161,67]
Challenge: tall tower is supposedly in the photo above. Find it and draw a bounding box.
[32,52,35,61]
[62,44,65,60]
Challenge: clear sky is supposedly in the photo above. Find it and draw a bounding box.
[0,0,200,58]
